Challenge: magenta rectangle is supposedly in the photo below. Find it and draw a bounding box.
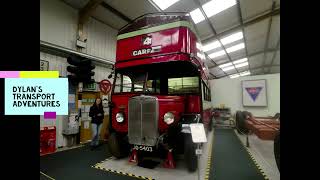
[44,112,56,119]
[0,71,20,78]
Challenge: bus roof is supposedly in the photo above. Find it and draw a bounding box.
[118,12,193,35]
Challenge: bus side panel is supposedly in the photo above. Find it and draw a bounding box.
[185,95,201,114]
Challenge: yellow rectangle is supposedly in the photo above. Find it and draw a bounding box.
[20,71,59,78]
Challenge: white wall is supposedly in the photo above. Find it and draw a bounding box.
[40,0,78,50]
[40,0,117,61]
[210,73,280,116]
[84,18,117,60]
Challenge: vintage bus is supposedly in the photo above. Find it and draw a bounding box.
[107,13,213,172]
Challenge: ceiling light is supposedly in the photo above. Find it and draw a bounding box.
[233,58,248,64]
[152,0,180,10]
[221,32,243,45]
[202,0,237,18]
[240,71,251,76]
[197,52,205,60]
[221,66,235,72]
[235,62,248,68]
[230,74,240,78]
[190,8,205,24]
[226,43,245,53]
[196,43,202,51]
[203,41,222,52]
[208,50,226,58]
[219,62,232,68]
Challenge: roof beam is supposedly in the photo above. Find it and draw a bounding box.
[208,48,279,69]
[206,53,229,76]
[268,38,280,73]
[100,2,132,23]
[209,72,216,78]
[201,7,280,44]
[213,64,280,79]
[193,0,240,74]
[79,0,104,24]
[236,0,250,72]
[262,1,276,73]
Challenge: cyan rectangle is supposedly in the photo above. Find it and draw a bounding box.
[5,78,68,115]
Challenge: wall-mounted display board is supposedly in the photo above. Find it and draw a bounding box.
[242,79,267,107]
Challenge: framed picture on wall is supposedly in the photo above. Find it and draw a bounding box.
[242,79,267,107]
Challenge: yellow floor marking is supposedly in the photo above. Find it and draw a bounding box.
[40,171,55,180]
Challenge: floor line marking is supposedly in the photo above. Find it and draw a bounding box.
[234,130,269,180]
[40,171,55,180]
[91,162,155,180]
[205,130,214,180]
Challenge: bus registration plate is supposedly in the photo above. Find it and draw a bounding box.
[134,145,153,152]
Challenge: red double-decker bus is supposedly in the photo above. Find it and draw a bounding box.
[108,13,213,172]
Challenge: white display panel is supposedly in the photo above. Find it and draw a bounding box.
[242,79,267,107]
[190,123,207,143]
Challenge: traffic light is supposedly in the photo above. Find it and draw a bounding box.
[67,56,95,85]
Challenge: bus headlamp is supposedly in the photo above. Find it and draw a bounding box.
[164,112,174,125]
[116,112,124,123]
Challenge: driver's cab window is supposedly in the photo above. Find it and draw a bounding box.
[123,75,132,92]
[131,73,145,92]
[146,79,160,93]
[114,74,132,93]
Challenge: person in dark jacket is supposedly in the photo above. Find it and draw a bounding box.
[89,97,104,149]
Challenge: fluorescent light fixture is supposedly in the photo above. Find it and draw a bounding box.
[230,74,240,78]
[197,52,205,60]
[208,50,226,58]
[221,32,243,45]
[152,0,180,10]
[240,71,251,76]
[233,58,248,64]
[202,0,237,18]
[235,62,248,68]
[190,8,205,24]
[196,42,202,50]
[219,62,232,68]
[203,41,222,52]
[226,43,245,53]
[221,65,235,72]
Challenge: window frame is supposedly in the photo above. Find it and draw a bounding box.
[202,80,211,101]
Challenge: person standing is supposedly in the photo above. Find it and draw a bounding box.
[89,97,104,149]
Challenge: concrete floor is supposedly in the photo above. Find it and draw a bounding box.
[235,130,280,180]
[93,131,214,180]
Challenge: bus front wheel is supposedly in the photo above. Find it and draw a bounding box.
[108,132,128,158]
[184,134,197,172]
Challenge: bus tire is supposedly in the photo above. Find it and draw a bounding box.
[242,111,252,118]
[236,111,248,134]
[108,132,123,158]
[184,134,197,172]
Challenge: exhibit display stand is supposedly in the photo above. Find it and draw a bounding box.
[190,123,207,180]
